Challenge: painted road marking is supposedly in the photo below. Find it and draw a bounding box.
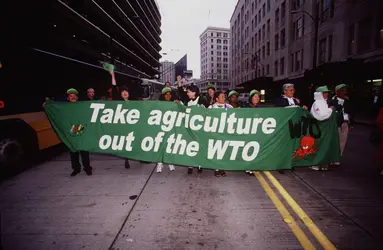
[264,171,337,250]
[254,172,316,249]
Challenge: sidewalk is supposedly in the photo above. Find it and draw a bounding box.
[353,116,375,126]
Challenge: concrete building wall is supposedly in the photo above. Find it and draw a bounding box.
[159,61,175,84]
[199,26,231,92]
[230,0,383,87]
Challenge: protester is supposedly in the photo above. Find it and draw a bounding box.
[108,68,131,169]
[309,86,334,171]
[206,84,216,106]
[248,89,261,108]
[328,84,352,168]
[375,105,383,175]
[177,78,207,174]
[228,90,240,108]
[275,83,308,110]
[155,87,178,173]
[66,88,93,176]
[209,91,232,177]
[85,88,98,101]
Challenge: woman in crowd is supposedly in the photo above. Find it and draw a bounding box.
[243,89,262,176]
[155,87,179,173]
[209,91,233,177]
[206,84,216,106]
[177,78,207,175]
[109,68,131,169]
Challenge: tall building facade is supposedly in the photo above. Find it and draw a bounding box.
[159,61,175,83]
[174,54,188,81]
[230,0,383,93]
[199,27,231,93]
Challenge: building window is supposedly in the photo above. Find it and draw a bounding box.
[291,50,303,72]
[320,0,334,22]
[274,60,278,76]
[267,42,270,56]
[358,18,373,53]
[319,38,327,64]
[262,3,265,17]
[347,24,355,55]
[267,0,271,12]
[280,57,285,75]
[267,19,270,39]
[275,8,280,29]
[258,10,261,22]
[281,1,286,23]
[328,35,333,61]
[262,45,265,59]
[281,29,286,47]
[266,64,270,75]
[262,24,266,42]
[275,34,279,51]
[293,17,304,40]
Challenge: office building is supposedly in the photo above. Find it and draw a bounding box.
[199,26,231,92]
[159,61,175,83]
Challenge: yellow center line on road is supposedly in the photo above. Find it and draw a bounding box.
[254,172,316,250]
[264,171,337,250]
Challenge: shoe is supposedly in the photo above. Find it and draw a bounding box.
[198,166,202,173]
[215,170,220,177]
[220,170,226,177]
[278,170,285,174]
[70,170,81,177]
[84,169,92,176]
[329,162,340,168]
[156,163,163,173]
[125,160,130,169]
[245,170,254,176]
[169,164,175,171]
[380,169,383,175]
[310,166,320,171]
[187,167,193,174]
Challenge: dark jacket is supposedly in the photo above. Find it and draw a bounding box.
[275,95,300,107]
[329,95,353,127]
[177,86,208,107]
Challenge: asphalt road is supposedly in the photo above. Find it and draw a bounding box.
[0,125,382,250]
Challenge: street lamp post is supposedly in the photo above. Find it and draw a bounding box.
[290,10,320,69]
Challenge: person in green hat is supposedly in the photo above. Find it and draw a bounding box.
[228,90,240,108]
[66,88,93,176]
[328,83,352,168]
[248,89,261,108]
[206,83,216,106]
[309,86,334,171]
[310,86,334,121]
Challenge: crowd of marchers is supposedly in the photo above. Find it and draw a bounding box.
[44,65,380,177]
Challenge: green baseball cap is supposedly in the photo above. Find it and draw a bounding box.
[335,83,347,91]
[207,84,216,90]
[66,88,78,95]
[250,89,260,97]
[316,86,330,92]
[161,87,172,95]
[228,90,239,98]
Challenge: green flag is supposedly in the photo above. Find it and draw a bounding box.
[44,101,340,170]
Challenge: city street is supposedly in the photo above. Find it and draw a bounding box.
[1,125,383,250]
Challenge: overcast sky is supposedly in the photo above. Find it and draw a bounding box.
[158,0,238,79]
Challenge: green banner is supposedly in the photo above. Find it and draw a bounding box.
[44,101,340,171]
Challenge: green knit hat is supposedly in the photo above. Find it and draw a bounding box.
[228,90,239,98]
[316,86,330,92]
[207,84,216,90]
[162,87,172,95]
[66,88,78,95]
[335,84,347,91]
[250,89,260,97]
